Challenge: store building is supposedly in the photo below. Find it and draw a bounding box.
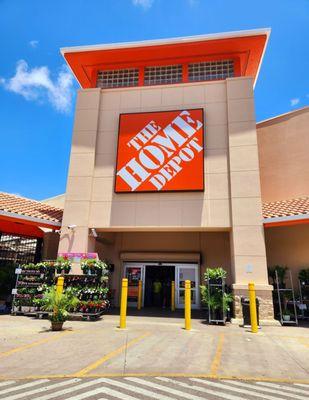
[56,28,308,322]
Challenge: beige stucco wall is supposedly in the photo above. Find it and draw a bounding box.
[95,231,231,306]
[42,194,66,209]
[59,76,271,310]
[265,224,309,287]
[257,107,309,202]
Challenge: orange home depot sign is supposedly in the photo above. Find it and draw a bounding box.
[115,109,204,193]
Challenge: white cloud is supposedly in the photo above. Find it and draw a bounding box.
[29,40,39,48]
[132,0,154,9]
[290,98,300,107]
[0,60,74,113]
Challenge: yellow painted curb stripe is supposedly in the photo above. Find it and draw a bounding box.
[1,373,309,385]
[210,332,224,376]
[0,330,75,359]
[75,332,151,377]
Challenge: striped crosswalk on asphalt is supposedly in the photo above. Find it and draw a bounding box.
[0,377,307,400]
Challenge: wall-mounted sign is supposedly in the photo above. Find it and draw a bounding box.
[115,109,204,193]
[57,252,98,262]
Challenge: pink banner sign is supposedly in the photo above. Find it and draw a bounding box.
[58,252,98,261]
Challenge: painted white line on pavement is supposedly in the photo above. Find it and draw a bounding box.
[35,379,107,400]
[0,379,49,396]
[64,387,109,400]
[100,378,175,400]
[0,381,15,388]
[191,378,287,400]
[92,386,143,400]
[256,381,309,395]
[126,377,206,400]
[4,379,80,400]
[294,383,309,388]
[157,377,243,400]
[224,380,309,400]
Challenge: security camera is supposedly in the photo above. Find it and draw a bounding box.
[90,228,98,238]
[67,224,77,230]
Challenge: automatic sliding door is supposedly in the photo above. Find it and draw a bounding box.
[175,264,199,309]
[124,264,145,307]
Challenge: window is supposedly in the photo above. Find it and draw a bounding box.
[188,60,234,82]
[144,64,182,85]
[0,233,42,266]
[97,68,139,88]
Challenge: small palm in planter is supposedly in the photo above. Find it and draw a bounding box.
[42,287,79,331]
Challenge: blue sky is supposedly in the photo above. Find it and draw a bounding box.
[0,0,308,200]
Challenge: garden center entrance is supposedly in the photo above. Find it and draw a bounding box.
[123,262,200,310]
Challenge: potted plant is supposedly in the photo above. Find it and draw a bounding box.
[41,287,79,331]
[282,309,292,322]
[54,256,72,274]
[80,258,108,276]
[205,267,227,284]
[200,285,233,321]
[268,265,288,288]
[299,268,309,285]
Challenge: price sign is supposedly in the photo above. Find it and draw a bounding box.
[11,288,18,295]
[15,268,22,275]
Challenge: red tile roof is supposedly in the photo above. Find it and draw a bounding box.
[0,192,63,224]
[262,196,309,219]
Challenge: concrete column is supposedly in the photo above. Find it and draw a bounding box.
[42,232,59,260]
[226,77,275,323]
[58,88,101,255]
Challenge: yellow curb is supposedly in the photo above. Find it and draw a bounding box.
[0,373,308,385]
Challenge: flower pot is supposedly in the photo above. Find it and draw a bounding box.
[283,315,290,322]
[51,321,64,331]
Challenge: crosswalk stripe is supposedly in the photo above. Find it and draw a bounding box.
[256,381,309,395]
[0,381,15,388]
[126,377,206,400]
[35,378,106,400]
[92,386,143,400]
[4,379,80,400]
[63,387,110,400]
[0,379,49,396]
[294,383,309,388]
[157,377,243,400]
[191,378,286,400]
[224,380,309,400]
[100,378,175,400]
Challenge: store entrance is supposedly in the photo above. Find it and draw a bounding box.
[144,265,175,308]
[123,262,200,309]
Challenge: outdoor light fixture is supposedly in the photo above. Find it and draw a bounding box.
[90,228,98,238]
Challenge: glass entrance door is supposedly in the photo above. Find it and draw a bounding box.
[124,263,145,307]
[175,264,199,309]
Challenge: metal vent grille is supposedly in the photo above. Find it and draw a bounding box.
[188,60,234,82]
[97,68,139,88]
[144,65,182,85]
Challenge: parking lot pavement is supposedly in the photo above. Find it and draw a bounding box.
[0,377,308,400]
[0,314,308,383]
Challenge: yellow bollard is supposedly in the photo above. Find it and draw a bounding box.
[137,280,142,310]
[171,281,175,311]
[56,276,64,295]
[248,282,258,333]
[119,278,128,329]
[185,280,191,330]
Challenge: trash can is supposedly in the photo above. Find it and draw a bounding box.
[241,297,259,326]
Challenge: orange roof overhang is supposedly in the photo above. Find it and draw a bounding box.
[61,28,270,89]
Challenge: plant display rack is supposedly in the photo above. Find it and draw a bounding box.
[207,277,227,325]
[11,264,53,315]
[297,279,309,320]
[63,273,110,321]
[11,258,110,320]
[275,270,298,326]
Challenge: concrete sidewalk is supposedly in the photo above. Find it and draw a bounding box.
[0,313,308,382]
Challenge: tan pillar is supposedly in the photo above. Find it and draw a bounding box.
[58,88,101,261]
[226,78,275,324]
